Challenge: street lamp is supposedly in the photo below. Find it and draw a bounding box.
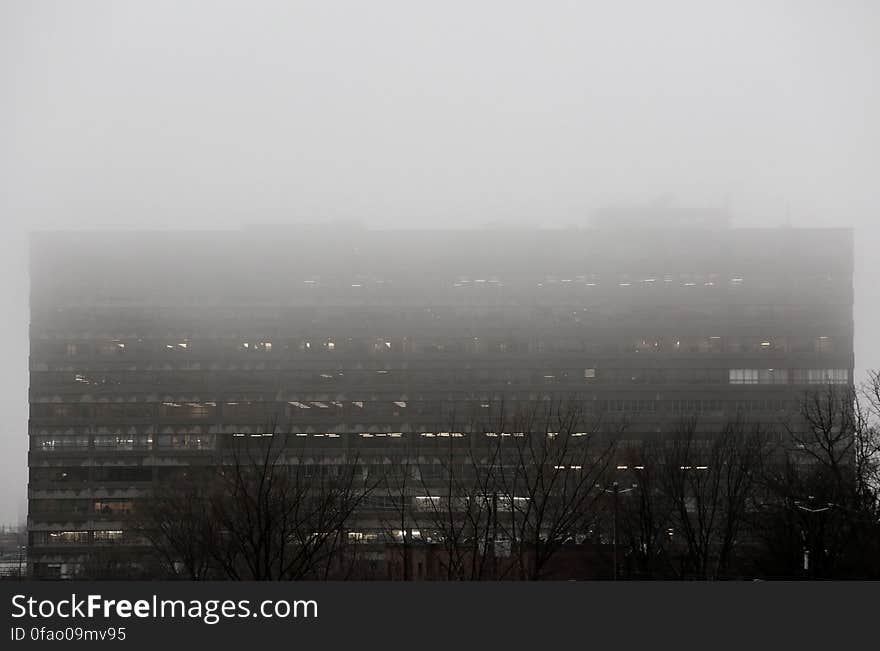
[794,497,832,577]
[17,544,26,579]
[604,481,637,580]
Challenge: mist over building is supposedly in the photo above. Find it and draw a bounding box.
[27,226,853,578]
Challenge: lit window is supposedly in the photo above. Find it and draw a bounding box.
[94,530,124,543]
[730,368,789,384]
[758,368,788,384]
[795,369,849,385]
[48,531,89,544]
[729,369,759,384]
[243,341,273,352]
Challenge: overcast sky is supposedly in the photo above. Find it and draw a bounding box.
[1,0,878,525]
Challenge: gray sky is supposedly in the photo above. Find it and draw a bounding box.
[1,0,878,525]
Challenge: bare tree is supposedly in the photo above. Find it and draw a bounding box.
[375,400,619,580]
[757,379,880,578]
[378,409,503,580]
[405,433,507,580]
[615,442,676,579]
[133,467,219,579]
[653,416,768,580]
[376,448,417,580]
[485,400,620,580]
[136,431,376,580]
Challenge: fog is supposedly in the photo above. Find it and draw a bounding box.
[1,0,878,525]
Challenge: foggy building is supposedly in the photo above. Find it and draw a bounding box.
[27,226,853,578]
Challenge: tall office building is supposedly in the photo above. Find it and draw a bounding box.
[27,226,853,577]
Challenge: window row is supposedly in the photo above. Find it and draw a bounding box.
[29,499,134,516]
[30,467,153,483]
[30,371,850,421]
[30,530,133,546]
[44,333,842,359]
[30,403,801,452]
[40,360,844,388]
[728,369,849,385]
